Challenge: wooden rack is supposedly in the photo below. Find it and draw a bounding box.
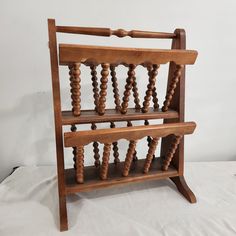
[48,19,198,231]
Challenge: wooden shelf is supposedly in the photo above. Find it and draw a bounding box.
[62,108,179,125]
[65,157,179,194]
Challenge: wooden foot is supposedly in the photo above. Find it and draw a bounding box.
[59,196,68,231]
[170,176,196,203]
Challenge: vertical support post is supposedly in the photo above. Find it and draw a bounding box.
[160,29,186,175]
[48,19,68,231]
[98,63,109,115]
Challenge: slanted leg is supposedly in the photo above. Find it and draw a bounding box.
[59,195,68,231]
[170,175,196,203]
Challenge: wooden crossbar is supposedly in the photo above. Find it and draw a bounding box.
[64,122,196,147]
[59,44,198,66]
[56,25,176,39]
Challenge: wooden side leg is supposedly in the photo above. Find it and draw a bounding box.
[170,176,196,203]
[59,195,68,231]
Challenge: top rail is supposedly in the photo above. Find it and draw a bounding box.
[56,26,176,39]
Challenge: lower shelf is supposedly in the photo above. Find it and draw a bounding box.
[65,157,179,194]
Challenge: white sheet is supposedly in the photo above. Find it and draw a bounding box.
[0,162,236,236]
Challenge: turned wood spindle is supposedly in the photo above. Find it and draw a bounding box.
[75,146,84,184]
[98,63,109,115]
[71,63,81,116]
[152,86,159,110]
[110,122,120,165]
[71,124,77,169]
[162,65,184,112]
[162,135,182,171]
[121,64,136,114]
[91,123,100,167]
[142,64,159,113]
[123,140,137,177]
[127,121,138,162]
[90,65,100,112]
[143,137,160,173]
[144,120,152,146]
[132,72,141,110]
[110,65,121,111]
[100,143,112,180]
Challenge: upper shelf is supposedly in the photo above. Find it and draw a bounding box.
[59,44,198,66]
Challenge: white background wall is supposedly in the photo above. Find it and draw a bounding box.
[1,0,236,181]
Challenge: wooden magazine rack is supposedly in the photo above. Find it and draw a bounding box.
[48,19,198,231]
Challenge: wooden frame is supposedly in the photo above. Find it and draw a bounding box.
[48,19,198,231]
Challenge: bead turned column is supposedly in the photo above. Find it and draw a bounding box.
[162,65,183,112]
[71,63,81,116]
[162,135,182,171]
[100,143,112,180]
[98,63,109,115]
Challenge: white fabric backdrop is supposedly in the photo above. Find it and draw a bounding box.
[0,162,236,235]
[1,0,236,181]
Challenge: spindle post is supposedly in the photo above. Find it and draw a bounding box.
[110,122,120,165]
[162,65,184,112]
[132,73,141,110]
[70,124,77,169]
[123,140,137,177]
[142,64,159,113]
[127,121,138,162]
[98,63,109,115]
[100,143,112,180]
[162,135,182,171]
[91,123,100,167]
[110,65,121,111]
[70,63,81,116]
[143,137,160,173]
[121,64,135,114]
[75,146,84,183]
[90,65,100,112]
